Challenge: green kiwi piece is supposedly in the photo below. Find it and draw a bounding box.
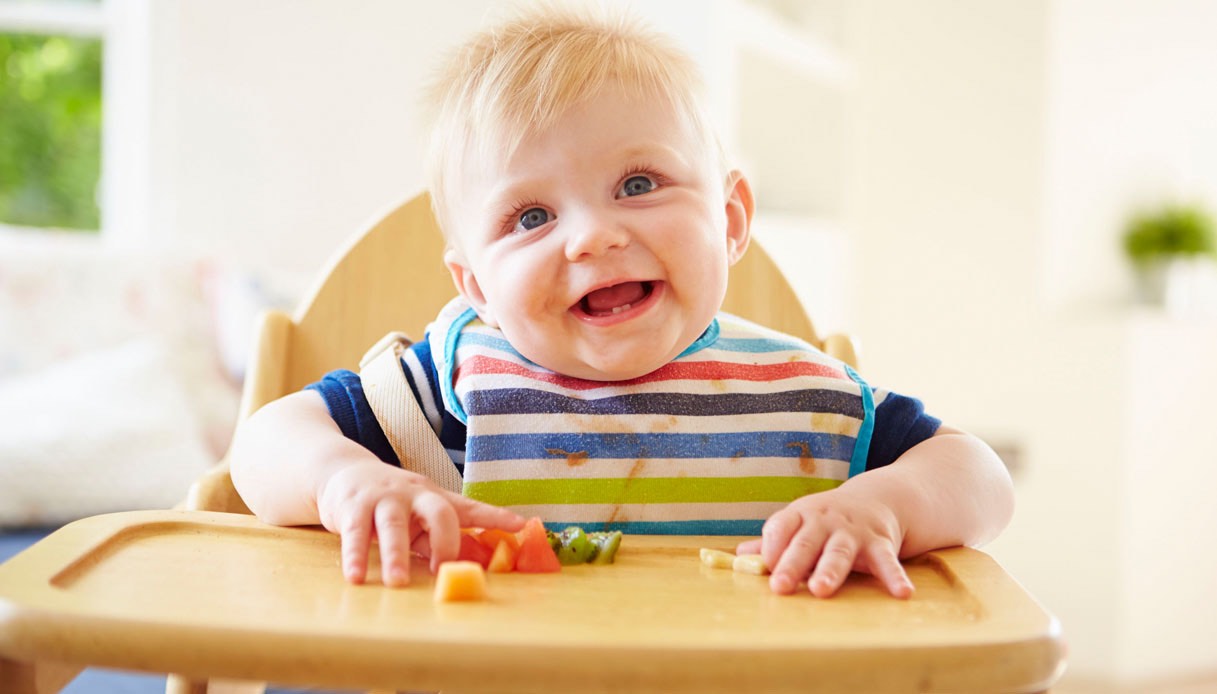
[555,526,595,565]
[587,531,623,565]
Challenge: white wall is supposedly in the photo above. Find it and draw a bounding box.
[850,0,1217,685]
[147,0,496,286]
[1043,0,1217,310]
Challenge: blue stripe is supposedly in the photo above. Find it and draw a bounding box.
[845,365,874,478]
[469,430,855,462]
[443,308,479,423]
[542,519,764,536]
[676,318,720,359]
[457,331,529,361]
[714,336,809,354]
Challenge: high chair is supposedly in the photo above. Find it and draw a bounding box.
[0,192,1064,694]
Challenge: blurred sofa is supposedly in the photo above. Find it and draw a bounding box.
[0,227,251,527]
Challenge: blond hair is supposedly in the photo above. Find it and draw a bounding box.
[423,3,726,241]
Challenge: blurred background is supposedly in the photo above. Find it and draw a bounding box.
[2,0,1215,691]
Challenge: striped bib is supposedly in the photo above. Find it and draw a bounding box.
[428,298,874,535]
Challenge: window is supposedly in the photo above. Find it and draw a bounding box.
[0,1,105,232]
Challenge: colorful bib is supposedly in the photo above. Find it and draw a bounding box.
[428,298,874,534]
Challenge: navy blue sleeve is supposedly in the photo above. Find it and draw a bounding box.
[304,339,467,473]
[306,369,399,466]
[865,392,942,471]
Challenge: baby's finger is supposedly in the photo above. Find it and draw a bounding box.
[807,531,859,598]
[760,509,802,571]
[337,505,373,585]
[412,490,462,573]
[864,541,913,599]
[447,492,526,531]
[769,524,827,595]
[735,538,762,555]
[373,497,413,587]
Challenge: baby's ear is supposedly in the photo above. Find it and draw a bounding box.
[444,247,498,327]
[723,170,754,265]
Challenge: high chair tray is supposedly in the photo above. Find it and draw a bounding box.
[0,510,1063,693]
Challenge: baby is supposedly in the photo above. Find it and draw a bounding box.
[230,5,1014,599]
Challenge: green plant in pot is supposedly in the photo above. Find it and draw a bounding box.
[1122,203,1217,304]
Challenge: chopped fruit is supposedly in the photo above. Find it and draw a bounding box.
[487,539,517,573]
[700,548,735,569]
[553,527,594,565]
[457,522,622,573]
[475,528,520,554]
[732,554,770,575]
[545,527,624,565]
[514,517,562,573]
[434,561,488,602]
[458,532,493,569]
[587,531,623,565]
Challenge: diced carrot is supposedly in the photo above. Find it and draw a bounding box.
[434,561,488,602]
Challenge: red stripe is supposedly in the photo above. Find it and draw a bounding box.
[456,355,848,391]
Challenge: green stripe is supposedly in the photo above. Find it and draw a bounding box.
[462,476,842,506]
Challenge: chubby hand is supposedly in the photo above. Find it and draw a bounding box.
[737,487,914,599]
[315,462,524,587]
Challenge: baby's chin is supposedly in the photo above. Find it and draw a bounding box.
[528,350,672,382]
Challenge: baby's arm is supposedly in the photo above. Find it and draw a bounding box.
[737,426,1013,598]
[229,390,524,586]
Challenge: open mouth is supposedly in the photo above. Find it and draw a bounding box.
[574,280,658,319]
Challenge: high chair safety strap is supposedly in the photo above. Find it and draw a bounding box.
[358,331,463,493]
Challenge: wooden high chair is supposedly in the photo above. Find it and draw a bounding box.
[0,192,1064,694]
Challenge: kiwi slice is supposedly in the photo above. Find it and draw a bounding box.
[545,526,624,565]
[587,531,623,565]
[553,527,594,565]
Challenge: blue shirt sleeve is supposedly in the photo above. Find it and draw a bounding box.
[305,338,467,473]
[306,369,398,466]
[865,392,942,471]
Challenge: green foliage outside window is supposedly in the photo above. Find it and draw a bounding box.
[0,32,102,230]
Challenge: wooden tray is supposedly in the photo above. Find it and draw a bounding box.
[0,510,1063,693]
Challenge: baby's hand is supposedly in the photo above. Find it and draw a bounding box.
[315,462,524,587]
[737,487,913,599]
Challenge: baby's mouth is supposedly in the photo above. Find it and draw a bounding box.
[577,281,656,317]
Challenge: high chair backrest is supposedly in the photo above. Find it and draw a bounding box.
[187,191,857,514]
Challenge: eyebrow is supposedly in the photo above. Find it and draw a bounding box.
[486,140,691,204]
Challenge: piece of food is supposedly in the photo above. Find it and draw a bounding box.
[546,527,624,565]
[487,538,517,573]
[732,554,770,575]
[699,547,735,569]
[458,531,493,569]
[474,528,520,554]
[434,560,488,602]
[553,526,595,565]
[587,530,623,565]
[514,517,562,573]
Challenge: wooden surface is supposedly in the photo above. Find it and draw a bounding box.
[0,510,1063,693]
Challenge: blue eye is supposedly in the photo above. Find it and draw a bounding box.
[619,175,655,197]
[517,207,551,231]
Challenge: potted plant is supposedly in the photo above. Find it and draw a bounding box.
[1122,203,1217,305]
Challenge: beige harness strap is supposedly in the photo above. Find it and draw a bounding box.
[358,331,463,493]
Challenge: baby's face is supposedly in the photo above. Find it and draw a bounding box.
[444,85,750,381]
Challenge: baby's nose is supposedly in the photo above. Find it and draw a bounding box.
[564,214,631,261]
